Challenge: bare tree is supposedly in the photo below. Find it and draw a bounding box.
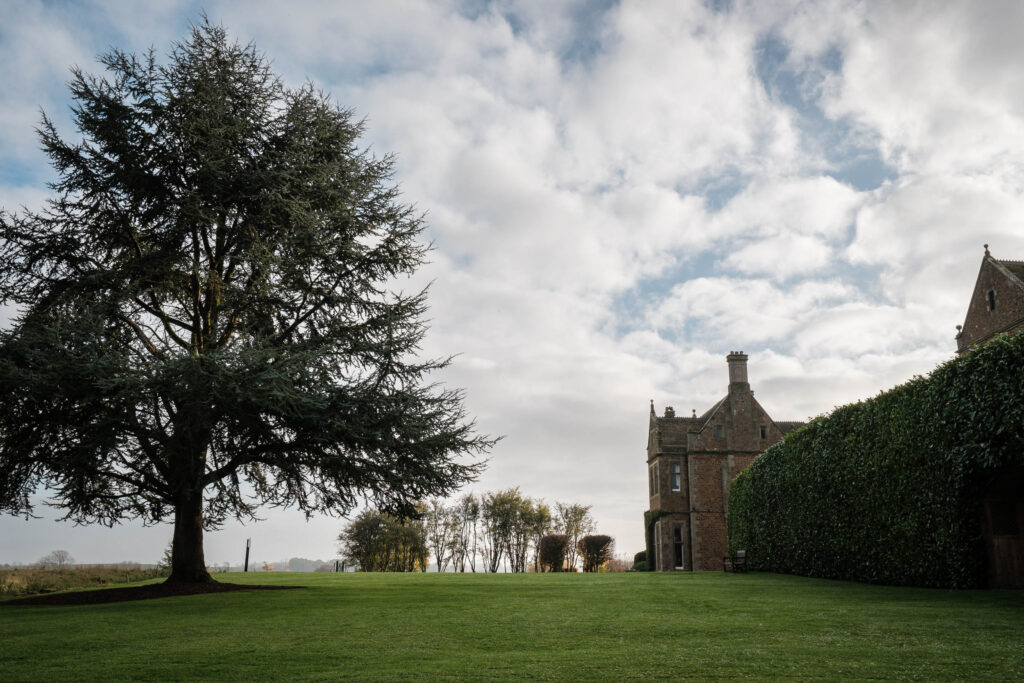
[556,503,595,571]
[425,498,459,573]
[529,502,553,572]
[479,488,541,573]
[39,550,74,568]
[451,494,480,572]
[478,491,507,573]
[504,491,534,573]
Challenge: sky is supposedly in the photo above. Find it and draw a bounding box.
[2,0,1024,568]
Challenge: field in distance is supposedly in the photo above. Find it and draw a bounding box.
[2,572,1022,680]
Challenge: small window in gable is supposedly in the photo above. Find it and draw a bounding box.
[714,424,723,438]
[988,289,997,311]
[760,425,767,439]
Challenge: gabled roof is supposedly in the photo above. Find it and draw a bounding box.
[956,248,1024,354]
[774,421,804,435]
[650,396,726,428]
[993,258,1024,290]
[653,395,804,434]
[697,396,727,428]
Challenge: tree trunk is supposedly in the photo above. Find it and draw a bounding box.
[167,492,214,584]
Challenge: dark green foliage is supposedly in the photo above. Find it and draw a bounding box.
[643,510,664,571]
[538,534,569,572]
[631,550,647,571]
[728,331,1024,588]
[577,534,614,572]
[630,548,647,573]
[339,509,429,572]
[0,21,491,584]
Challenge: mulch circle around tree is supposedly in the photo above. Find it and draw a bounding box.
[3,581,300,607]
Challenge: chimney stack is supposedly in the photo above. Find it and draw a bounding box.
[726,351,748,386]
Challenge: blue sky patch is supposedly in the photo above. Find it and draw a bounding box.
[755,32,895,192]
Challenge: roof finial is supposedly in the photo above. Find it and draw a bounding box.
[984,243,990,256]
[692,409,697,418]
[650,399,655,416]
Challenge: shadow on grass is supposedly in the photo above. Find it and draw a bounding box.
[2,581,302,606]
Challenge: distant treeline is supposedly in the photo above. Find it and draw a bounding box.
[339,489,610,572]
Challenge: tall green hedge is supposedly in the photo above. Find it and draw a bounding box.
[727,331,1024,588]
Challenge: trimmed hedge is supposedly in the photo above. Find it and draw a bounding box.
[630,551,647,572]
[578,534,614,572]
[728,331,1024,588]
[539,534,569,572]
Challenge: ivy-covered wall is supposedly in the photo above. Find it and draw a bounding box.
[643,510,664,571]
[727,331,1024,588]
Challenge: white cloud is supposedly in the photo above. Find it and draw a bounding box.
[714,175,862,239]
[724,232,833,279]
[814,2,1024,179]
[848,174,1024,320]
[647,276,856,345]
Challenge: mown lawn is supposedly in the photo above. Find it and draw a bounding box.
[1,571,1022,680]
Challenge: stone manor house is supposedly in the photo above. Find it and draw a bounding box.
[645,352,804,571]
[646,245,1024,572]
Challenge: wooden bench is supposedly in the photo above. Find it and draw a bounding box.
[723,550,747,573]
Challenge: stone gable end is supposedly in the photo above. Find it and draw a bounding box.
[957,249,1024,354]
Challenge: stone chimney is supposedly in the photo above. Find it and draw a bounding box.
[726,351,748,386]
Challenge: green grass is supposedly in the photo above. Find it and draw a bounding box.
[1,572,1022,680]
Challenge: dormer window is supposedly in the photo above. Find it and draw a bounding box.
[987,289,997,311]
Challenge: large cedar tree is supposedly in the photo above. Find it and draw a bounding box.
[0,23,491,583]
